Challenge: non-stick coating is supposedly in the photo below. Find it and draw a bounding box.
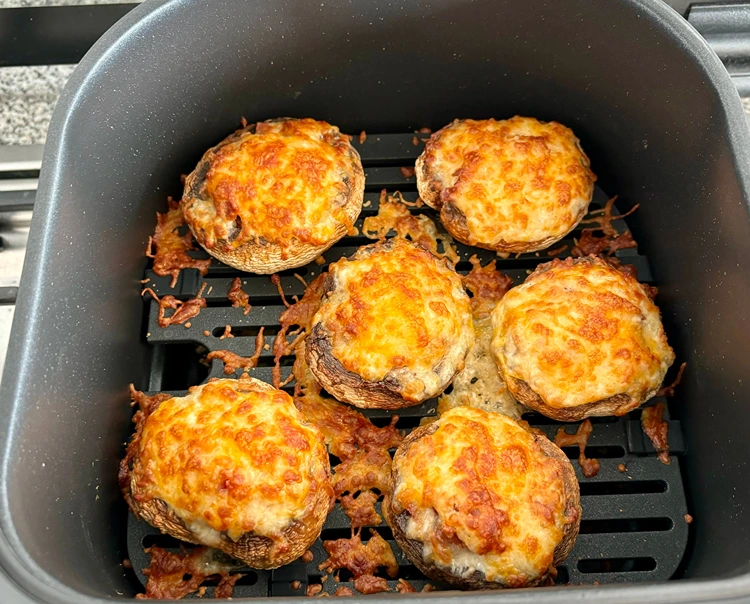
[1,0,750,603]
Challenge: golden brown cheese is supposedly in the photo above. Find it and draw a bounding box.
[138,546,243,600]
[391,407,569,583]
[362,190,459,264]
[641,402,670,465]
[145,197,212,288]
[417,117,596,252]
[130,378,331,543]
[312,238,473,401]
[554,420,600,478]
[182,118,363,263]
[491,256,674,414]
[292,340,403,528]
[437,315,523,420]
[438,256,522,419]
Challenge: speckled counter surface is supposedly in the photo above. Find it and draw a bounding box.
[0,0,748,146]
[0,0,141,145]
[0,65,75,145]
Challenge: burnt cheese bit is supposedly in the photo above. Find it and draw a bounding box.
[207,328,265,375]
[641,402,670,465]
[228,277,252,315]
[142,282,207,328]
[145,197,211,288]
[554,420,600,478]
[362,190,455,263]
[137,546,243,600]
[319,530,398,593]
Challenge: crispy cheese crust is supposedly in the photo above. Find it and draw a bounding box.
[306,238,474,409]
[416,117,596,253]
[490,256,675,421]
[385,407,580,588]
[182,118,364,273]
[128,378,333,568]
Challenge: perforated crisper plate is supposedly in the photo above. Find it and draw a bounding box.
[127,132,689,597]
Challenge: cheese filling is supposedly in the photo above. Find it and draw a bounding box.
[313,239,473,400]
[184,118,361,253]
[392,408,568,584]
[133,379,330,542]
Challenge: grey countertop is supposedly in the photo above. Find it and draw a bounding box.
[0,1,142,146]
[0,65,75,146]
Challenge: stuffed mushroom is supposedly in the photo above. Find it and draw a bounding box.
[416,116,596,253]
[182,117,364,273]
[384,407,581,589]
[490,256,675,421]
[306,238,474,409]
[121,378,334,569]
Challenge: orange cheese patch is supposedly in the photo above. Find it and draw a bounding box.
[185,119,359,255]
[131,378,330,542]
[392,407,568,584]
[491,257,674,410]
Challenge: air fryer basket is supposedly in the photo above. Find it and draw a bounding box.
[2,0,750,602]
[128,142,689,597]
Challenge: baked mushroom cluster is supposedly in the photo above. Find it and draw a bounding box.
[126,116,675,593]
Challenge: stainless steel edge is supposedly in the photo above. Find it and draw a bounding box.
[0,146,43,174]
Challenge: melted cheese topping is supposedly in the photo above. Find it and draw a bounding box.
[491,257,674,409]
[132,378,330,542]
[184,118,360,254]
[314,238,473,399]
[392,407,568,584]
[438,315,523,419]
[419,117,596,249]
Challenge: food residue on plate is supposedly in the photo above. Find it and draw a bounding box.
[641,402,670,465]
[572,196,639,257]
[228,277,252,315]
[657,362,687,397]
[271,273,291,308]
[136,546,243,600]
[141,282,207,328]
[362,190,457,264]
[437,255,522,420]
[555,419,600,478]
[319,530,398,595]
[206,328,265,374]
[145,197,211,288]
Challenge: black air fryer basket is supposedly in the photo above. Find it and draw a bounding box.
[2,0,750,602]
